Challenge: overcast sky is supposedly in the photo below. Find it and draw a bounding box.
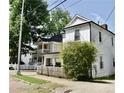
[48,0,115,32]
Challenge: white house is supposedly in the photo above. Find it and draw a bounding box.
[36,15,115,78]
[63,15,115,78]
[35,35,62,67]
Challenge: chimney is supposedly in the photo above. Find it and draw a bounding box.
[101,24,108,30]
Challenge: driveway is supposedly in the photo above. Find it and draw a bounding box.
[10,71,115,93]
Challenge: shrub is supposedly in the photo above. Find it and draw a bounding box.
[61,41,97,80]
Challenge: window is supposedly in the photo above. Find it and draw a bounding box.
[46,58,53,66]
[100,56,103,69]
[74,29,80,41]
[44,44,48,49]
[55,62,61,67]
[38,57,42,62]
[99,32,102,42]
[55,58,61,67]
[113,58,115,67]
[39,44,42,49]
[111,38,114,46]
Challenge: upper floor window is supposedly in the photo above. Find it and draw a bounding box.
[99,32,102,42]
[44,44,48,49]
[111,37,114,46]
[113,57,115,67]
[74,29,80,41]
[100,56,103,69]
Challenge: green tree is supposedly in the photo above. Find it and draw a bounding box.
[46,8,71,36]
[61,41,97,80]
[9,0,49,63]
[9,0,71,64]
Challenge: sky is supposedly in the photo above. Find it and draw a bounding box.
[47,0,115,32]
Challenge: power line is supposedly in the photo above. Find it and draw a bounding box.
[48,0,67,12]
[26,0,67,23]
[65,0,82,9]
[105,6,115,22]
[49,0,59,7]
[30,0,59,15]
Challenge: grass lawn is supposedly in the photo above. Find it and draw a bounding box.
[14,74,48,84]
[12,74,65,93]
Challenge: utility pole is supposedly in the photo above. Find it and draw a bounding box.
[17,0,25,75]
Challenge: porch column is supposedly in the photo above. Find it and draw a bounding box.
[52,58,56,67]
[42,42,44,53]
[41,56,44,65]
[43,57,46,66]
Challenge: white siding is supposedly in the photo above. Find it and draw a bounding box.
[91,23,115,77]
[63,23,90,43]
[68,18,88,27]
[63,21,115,78]
[50,42,61,52]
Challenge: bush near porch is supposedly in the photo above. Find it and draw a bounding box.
[61,41,97,80]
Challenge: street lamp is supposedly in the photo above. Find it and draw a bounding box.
[17,0,25,75]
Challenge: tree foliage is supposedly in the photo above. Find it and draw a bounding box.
[9,0,49,63]
[61,41,97,80]
[46,8,71,36]
[9,0,71,64]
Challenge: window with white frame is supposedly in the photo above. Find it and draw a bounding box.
[74,29,80,41]
[99,32,102,42]
[111,37,114,46]
[100,56,103,69]
[113,57,115,67]
[55,58,61,67]
[46,58,53,66]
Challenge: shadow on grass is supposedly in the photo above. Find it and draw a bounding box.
[84,80,113,84]
[74,78,113,84]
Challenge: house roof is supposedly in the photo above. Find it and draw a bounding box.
[37,34,62,42]
[64,14,91,28]
[64,14,115,35]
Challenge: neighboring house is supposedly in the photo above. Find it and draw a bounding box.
[35,35,62,67]
[21,43,37,65]
[17,44,37,70]
[37,15,115,78]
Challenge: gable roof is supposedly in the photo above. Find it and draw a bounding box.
[64,14,91,28]
[64,14,115,35]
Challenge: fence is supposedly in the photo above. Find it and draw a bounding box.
[37,66,66,78]
[9,64,37,70]
[20,65,37,70]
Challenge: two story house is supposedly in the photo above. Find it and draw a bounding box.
[63,15,115,78]
[35,35,62,67]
